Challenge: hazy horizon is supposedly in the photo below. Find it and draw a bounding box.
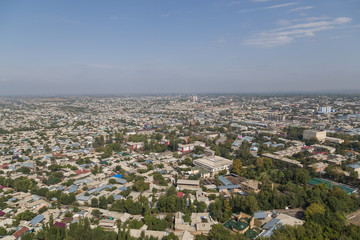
[1,0,360,95]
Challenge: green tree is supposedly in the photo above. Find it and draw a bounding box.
[99,196,107,209]
[91,198,99,208]
[91,209,101,219]
[232,159,243,175]
[305,203,325,221]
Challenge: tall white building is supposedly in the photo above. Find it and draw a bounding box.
[318,106,333,114]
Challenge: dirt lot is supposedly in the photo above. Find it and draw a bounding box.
[347,209,360,226]
[225,175,247,185]
[201,178,216,185]
[275,208,305,219]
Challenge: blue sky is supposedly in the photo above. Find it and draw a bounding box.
[0,0,359,95]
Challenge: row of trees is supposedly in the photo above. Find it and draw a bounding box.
[21,216,176,240]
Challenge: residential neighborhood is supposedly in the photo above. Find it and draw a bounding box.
[0,95,360,239]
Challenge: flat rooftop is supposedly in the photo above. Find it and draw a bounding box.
[193,156,232,170]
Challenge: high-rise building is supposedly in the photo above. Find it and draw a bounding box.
[318,106,334,114]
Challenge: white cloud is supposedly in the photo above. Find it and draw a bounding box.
[305,17,330,21]
[240,2,297,13]
[276,16,330,26]
[289,6,313,12]
[266,2,297,9]
[334,17,352,24]
[244,17,352,47]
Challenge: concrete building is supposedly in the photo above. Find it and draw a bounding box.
[127,142,144,150]
[193,156,232,177]
[303,130,327,142]
[177,179,200,190]
[178,141,206,153]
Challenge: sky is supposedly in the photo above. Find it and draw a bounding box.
[0,0,360,95]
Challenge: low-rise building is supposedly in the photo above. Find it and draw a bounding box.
[193,156,232,177]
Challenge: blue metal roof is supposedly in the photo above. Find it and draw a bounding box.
[30,214,45,227]
[218,176,232,186]
[218,184,241,189]
[88,184,113,194]
[113,194,123,200]
[68,185,79,193]
[348,164,360,169]
[254,211,267,219]
[262,218,282,230]
[74,178,92,185]
[21,162,34,168]
[76,194,91,201]
[115,178,127,184]
[32,195,41,201]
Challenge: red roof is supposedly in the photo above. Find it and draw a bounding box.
[177,192,184,198]
[302,146,314,149]
[55,222,66,228]
[75,169,90,175]
[13,227,29,239]
[53,153,66,158]
[312,151,327,155]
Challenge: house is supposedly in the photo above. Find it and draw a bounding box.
[348,163,360,178]
[178,141,206,153]
[254,211,267,220]
[174,230,194,240]
[177,192,184,198]
[55,222,66,228]
[177,179,200,190]
[30,214,45,227]
[67,185,79,193]
[13,227,29,239]
[310,162,329,173]
[115,178,127,184]
[76,194,92,203]
[160,139,170,146]
[127,142,144,150]
[129,229,167,239]
[223,212,262,239]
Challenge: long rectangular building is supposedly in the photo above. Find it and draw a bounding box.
[263,153,303,168]
[193,156,232,177]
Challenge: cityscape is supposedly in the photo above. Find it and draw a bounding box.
[1,0,360,240]
[0,95,360,240]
